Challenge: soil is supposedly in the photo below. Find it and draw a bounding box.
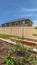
[0,40,37,65]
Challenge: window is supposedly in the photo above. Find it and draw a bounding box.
[16,21,19,25]
[20,21,25,25]
[22,21,25,24]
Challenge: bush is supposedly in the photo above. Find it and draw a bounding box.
[34,26,37,29]
[32,34,37,36]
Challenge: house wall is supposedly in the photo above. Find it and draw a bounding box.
[0,26,37,39]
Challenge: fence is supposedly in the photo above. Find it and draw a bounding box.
[0,26,37,39]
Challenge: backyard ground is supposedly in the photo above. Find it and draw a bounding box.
[0,39,37,65]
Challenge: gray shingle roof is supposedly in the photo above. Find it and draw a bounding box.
[1,18,32,25]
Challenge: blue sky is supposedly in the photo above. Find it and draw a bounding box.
[0,0,37,26]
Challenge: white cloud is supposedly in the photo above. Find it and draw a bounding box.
[22,8,37,12]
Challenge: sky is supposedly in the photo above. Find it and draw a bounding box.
[0,0,37,26]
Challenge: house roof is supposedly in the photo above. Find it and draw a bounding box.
[1,18,32,25]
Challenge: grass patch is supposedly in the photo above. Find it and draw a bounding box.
[0,34,13,39]
[34,26,37,29]
[0,34,22,39]
[32,34,37,36]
